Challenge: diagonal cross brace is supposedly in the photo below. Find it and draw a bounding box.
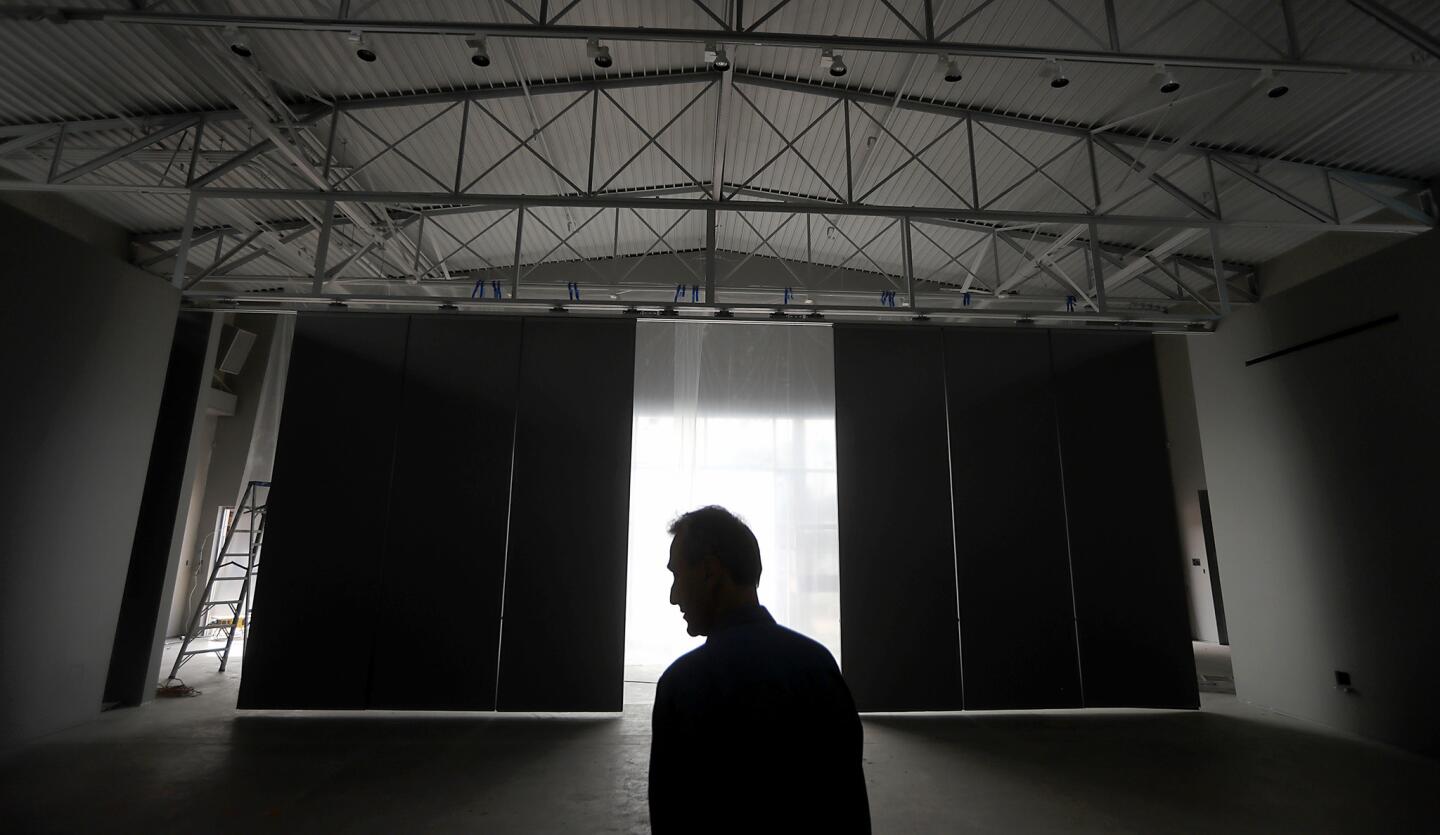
[596,82,715,193]
[727,86,845,202]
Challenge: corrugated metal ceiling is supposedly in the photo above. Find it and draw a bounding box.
[0,0,1434,294]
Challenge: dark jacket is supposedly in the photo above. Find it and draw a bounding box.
[649,605,871,833]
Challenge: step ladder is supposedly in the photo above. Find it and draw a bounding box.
[166,480,269,682]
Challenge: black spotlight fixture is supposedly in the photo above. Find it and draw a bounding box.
[943,56,963,83]
[822,49,848,78]
[1267,84,1290,98]
[706,42,731,72]
[467,36,491,67]
[226,28,253,59]
[1039,58,1068,88]
[1151,64,1180,94]
[588,38,613,69]
[349,30,376,63]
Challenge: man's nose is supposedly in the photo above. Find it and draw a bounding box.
[669,583,678,606]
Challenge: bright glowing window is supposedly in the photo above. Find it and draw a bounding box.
[624,322,842,670]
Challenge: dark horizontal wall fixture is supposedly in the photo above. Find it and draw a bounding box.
[1051,331,1197,710]
[239,314,636,712]
[834,325,964,712]
[1244,314,1399,367]
[945,328,1081,710]
[497,318,637,712]
[238,314,410,710]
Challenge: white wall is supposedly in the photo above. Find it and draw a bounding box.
[0,202,178,747]
[1187,228,1440,755]
[167,412,219,638]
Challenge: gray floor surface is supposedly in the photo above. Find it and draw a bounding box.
[1,640,1438,833]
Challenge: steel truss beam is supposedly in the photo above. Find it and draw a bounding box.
[0,21,1418,317]
[4,69,1425,227]
[11,6,1440,75]
[149,188,1424,233]
[159,190,1254,311]
[3,67,1419,202]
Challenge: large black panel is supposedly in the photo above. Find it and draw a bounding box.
[834,325,963,712]
[368,316,522,710]
[105,311,211,706]
[1051,331,1197,709]
[945,328,1081,710]
[238,314,409,709]
[497,318,635,711]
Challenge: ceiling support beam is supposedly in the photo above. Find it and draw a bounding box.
[1,179,1425,234]
[5,69,1423,210]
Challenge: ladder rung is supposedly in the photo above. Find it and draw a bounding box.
[180,647,225,657]
[212,575,250,581]
[203,599,242,607]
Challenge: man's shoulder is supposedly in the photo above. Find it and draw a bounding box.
[762,622,841,669]
[657,644,710,690]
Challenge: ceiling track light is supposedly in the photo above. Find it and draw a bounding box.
[349,30,376,63]
[821,48,848,78]
[466,36,491,68]
[705,42,731,72]
[587,38,613,69]
[940,54,963,83]
[225,26,252,59]
[1267,83,1290,98]
[1151,63,1180,94]
[1038,58,1068,89]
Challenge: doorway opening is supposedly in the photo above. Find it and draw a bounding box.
[623,321,843,704]
[158,314,293,693]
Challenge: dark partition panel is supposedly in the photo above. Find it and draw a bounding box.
[368,316,522,710]
[105,311,212,707]
[834,325,963,712]
[1050,332,1198,709]
[497,318,636,711]
[238,314,409,710]
[945,329,1082,709]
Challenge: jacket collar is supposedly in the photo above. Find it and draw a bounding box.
[708,604,774,638]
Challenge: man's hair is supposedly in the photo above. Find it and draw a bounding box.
[668,506,762,587]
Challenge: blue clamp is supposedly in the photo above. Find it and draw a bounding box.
[962,292,971,307]
[472,277,484,299]
[692,285,701,303]
[492,280,503,299]
[675,283,685,303]
[567,281,581,301]
[1065,294,1076,312]
[880,290,896,308]
[784,287,793,304]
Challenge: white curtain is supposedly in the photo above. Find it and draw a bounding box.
[625,320,842,669]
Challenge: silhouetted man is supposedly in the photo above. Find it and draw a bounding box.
[649,506,870,834]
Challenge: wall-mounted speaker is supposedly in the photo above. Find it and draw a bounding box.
[217,326,257,375]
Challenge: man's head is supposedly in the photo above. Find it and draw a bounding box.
[666,506,762,636]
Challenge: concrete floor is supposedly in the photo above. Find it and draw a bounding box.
[2,643,1438,833]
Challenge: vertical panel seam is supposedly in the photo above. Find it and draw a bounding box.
[1050,331,1087,708]
[493,317,527,711]
[939,328,966,710]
